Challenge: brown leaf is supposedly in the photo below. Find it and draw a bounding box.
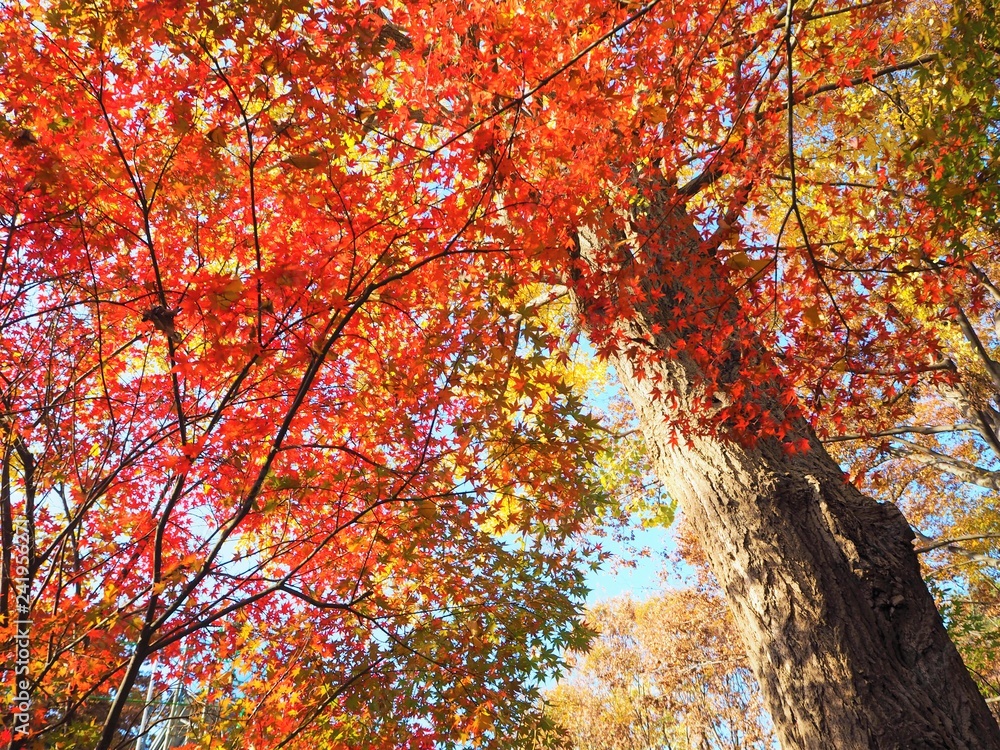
[286,154,323,170]
[206,127,227,147]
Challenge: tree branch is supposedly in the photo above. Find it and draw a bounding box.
[915,533,1000,554]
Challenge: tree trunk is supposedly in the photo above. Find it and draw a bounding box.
[574,204,1000,749]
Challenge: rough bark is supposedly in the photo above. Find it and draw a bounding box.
[574,206,1000,749]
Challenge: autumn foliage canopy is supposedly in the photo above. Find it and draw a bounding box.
[0,0,996,747]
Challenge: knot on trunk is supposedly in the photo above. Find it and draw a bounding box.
[141,306,182,342]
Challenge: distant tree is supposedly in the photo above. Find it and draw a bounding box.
[545,583,773,750]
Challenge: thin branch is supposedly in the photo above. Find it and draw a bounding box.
[822,424,977,443]
[795,53,938,104]
[888,437,1000,491]
[969,263,1000,307]
[430,0,664,155]
[915,533,1000,554]
[954,305,1000,392]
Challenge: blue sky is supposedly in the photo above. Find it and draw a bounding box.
[584,523,677,603]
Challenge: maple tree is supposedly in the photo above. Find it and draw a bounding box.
[535,0,1000,745]
[2,0,1000,748]
[0,2,608,748]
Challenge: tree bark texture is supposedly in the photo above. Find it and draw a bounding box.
[575,205,1000,749]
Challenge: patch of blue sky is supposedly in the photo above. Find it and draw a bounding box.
[569,338,694,604]
[584,522,679,603]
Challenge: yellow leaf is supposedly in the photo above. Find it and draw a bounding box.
[727,253,771,274]
[212,278,244,309]
[416,500,438,520]
[647,106,669,124]
[726,252,751,270]
[802,305,821,328]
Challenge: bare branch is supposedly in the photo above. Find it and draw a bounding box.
[822,424,977,443]
[915,533,1000,554]
[889,436,1000,490]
